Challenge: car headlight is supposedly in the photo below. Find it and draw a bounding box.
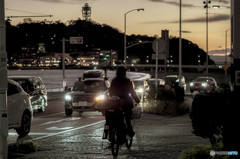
[202,83,207,87]
[96,94,105,101]
[136,88,143,93]
[190,82,194,87]
[65,94,71,101]
[160,81,165,85]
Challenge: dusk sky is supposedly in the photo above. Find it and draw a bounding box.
[6,0,231,62]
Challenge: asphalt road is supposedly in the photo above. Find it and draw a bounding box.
[8,100,105,145]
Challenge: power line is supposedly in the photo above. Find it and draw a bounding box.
[6,8,50,15]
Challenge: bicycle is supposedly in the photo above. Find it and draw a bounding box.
[102,96,136,157]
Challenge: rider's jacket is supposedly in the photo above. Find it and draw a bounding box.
[109,76,140,110]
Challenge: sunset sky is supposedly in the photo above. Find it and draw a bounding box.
[5,0,231,62]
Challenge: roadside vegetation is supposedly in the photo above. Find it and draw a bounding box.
[8,141,38,158]
[179,141,234,159]
[143,84,187,116]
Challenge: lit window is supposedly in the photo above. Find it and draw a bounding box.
[147,56,149,58]
[171,60,173,62]
[198,60,200,62]
[146,60,149,62]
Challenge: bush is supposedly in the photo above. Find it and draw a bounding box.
[8,140,38,158]
[145,85,187,116]
[189,91,240,151]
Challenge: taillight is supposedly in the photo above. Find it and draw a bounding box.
[27,94,30,98]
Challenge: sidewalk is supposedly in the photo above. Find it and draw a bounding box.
[18,97,210,159]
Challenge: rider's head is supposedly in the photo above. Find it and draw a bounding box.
[116,66,126,77]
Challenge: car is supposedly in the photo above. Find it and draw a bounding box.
[190,76,217,93]
[131,79,149,99]
[163,75,186,91]
[8,76,48,112]
[147,78,165,88]
[83,69,105,78]
[64,77,111,116]
[8,79,33,136]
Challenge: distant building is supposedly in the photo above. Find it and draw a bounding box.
[39,53,72,67]
[17,58,39,67]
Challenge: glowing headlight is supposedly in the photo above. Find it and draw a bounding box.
[160,80,165,85]
[96,94,105,101]
[190,83,194,87]
[65,94,71,101]
[202,83,207,87]
[136,88,143,93]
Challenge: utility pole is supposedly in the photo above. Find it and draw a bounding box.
[0,0,8,158]
[179,0,182,86]
[61,38,70,91]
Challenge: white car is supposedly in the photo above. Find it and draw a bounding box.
[190,77,217,93]
[8,79,33,136]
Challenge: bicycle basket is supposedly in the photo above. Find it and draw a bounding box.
[132,107,142,119]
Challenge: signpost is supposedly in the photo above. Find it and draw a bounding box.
[152,38,166,96]
[62,37,83,91]
[70,37,83,44]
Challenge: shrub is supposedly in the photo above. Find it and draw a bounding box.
[145,85,187,116]
[189,91,240,151]
[8,140,38,158]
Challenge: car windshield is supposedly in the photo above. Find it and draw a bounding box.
[165,77,178,83]
[72,81,106,93]
[148,80,160,85]
[195,78,210,82]
[8,79,29,92]
[132,81,143,88]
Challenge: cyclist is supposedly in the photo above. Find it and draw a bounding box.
[108,66,140,137]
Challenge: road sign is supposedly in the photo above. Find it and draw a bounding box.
[152,38,165,54]
[152,54,165,60]
[70,37,83,44]
[224,62,227,71]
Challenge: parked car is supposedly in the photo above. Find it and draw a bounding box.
[8,76,48,112]
[64,77,111,116]
[190,76,217,93]
[83,69,105,78]
[132,79,149,99]
[8,79,33,136]
[163,75,186,91]
[147,78,165,88]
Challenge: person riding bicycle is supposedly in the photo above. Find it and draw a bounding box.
[108,66,140,138]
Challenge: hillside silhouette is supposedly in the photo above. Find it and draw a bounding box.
[5,19,215,65]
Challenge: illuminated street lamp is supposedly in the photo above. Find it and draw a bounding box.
[203,0,211,77]
[124,8,144,68]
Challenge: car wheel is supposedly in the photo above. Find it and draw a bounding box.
[16,112,31,137]
[65,109,73,116]
[38,99,45,112]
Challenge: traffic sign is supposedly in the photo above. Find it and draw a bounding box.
[70,37,83,44]
[224,62,227,71]
[152,38,165,54]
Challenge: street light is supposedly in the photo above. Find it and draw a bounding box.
[124,8,144,68]
[179,0,182,86]
[203,1,211,77]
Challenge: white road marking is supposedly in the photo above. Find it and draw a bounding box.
[46,126,74,130]
[9,132,57,135]
[30,120,105,141]
[35,112,65,118]
[40,117,81,126]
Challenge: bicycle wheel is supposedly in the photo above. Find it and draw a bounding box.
[111,141,119,157]
[126,137,133,149]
